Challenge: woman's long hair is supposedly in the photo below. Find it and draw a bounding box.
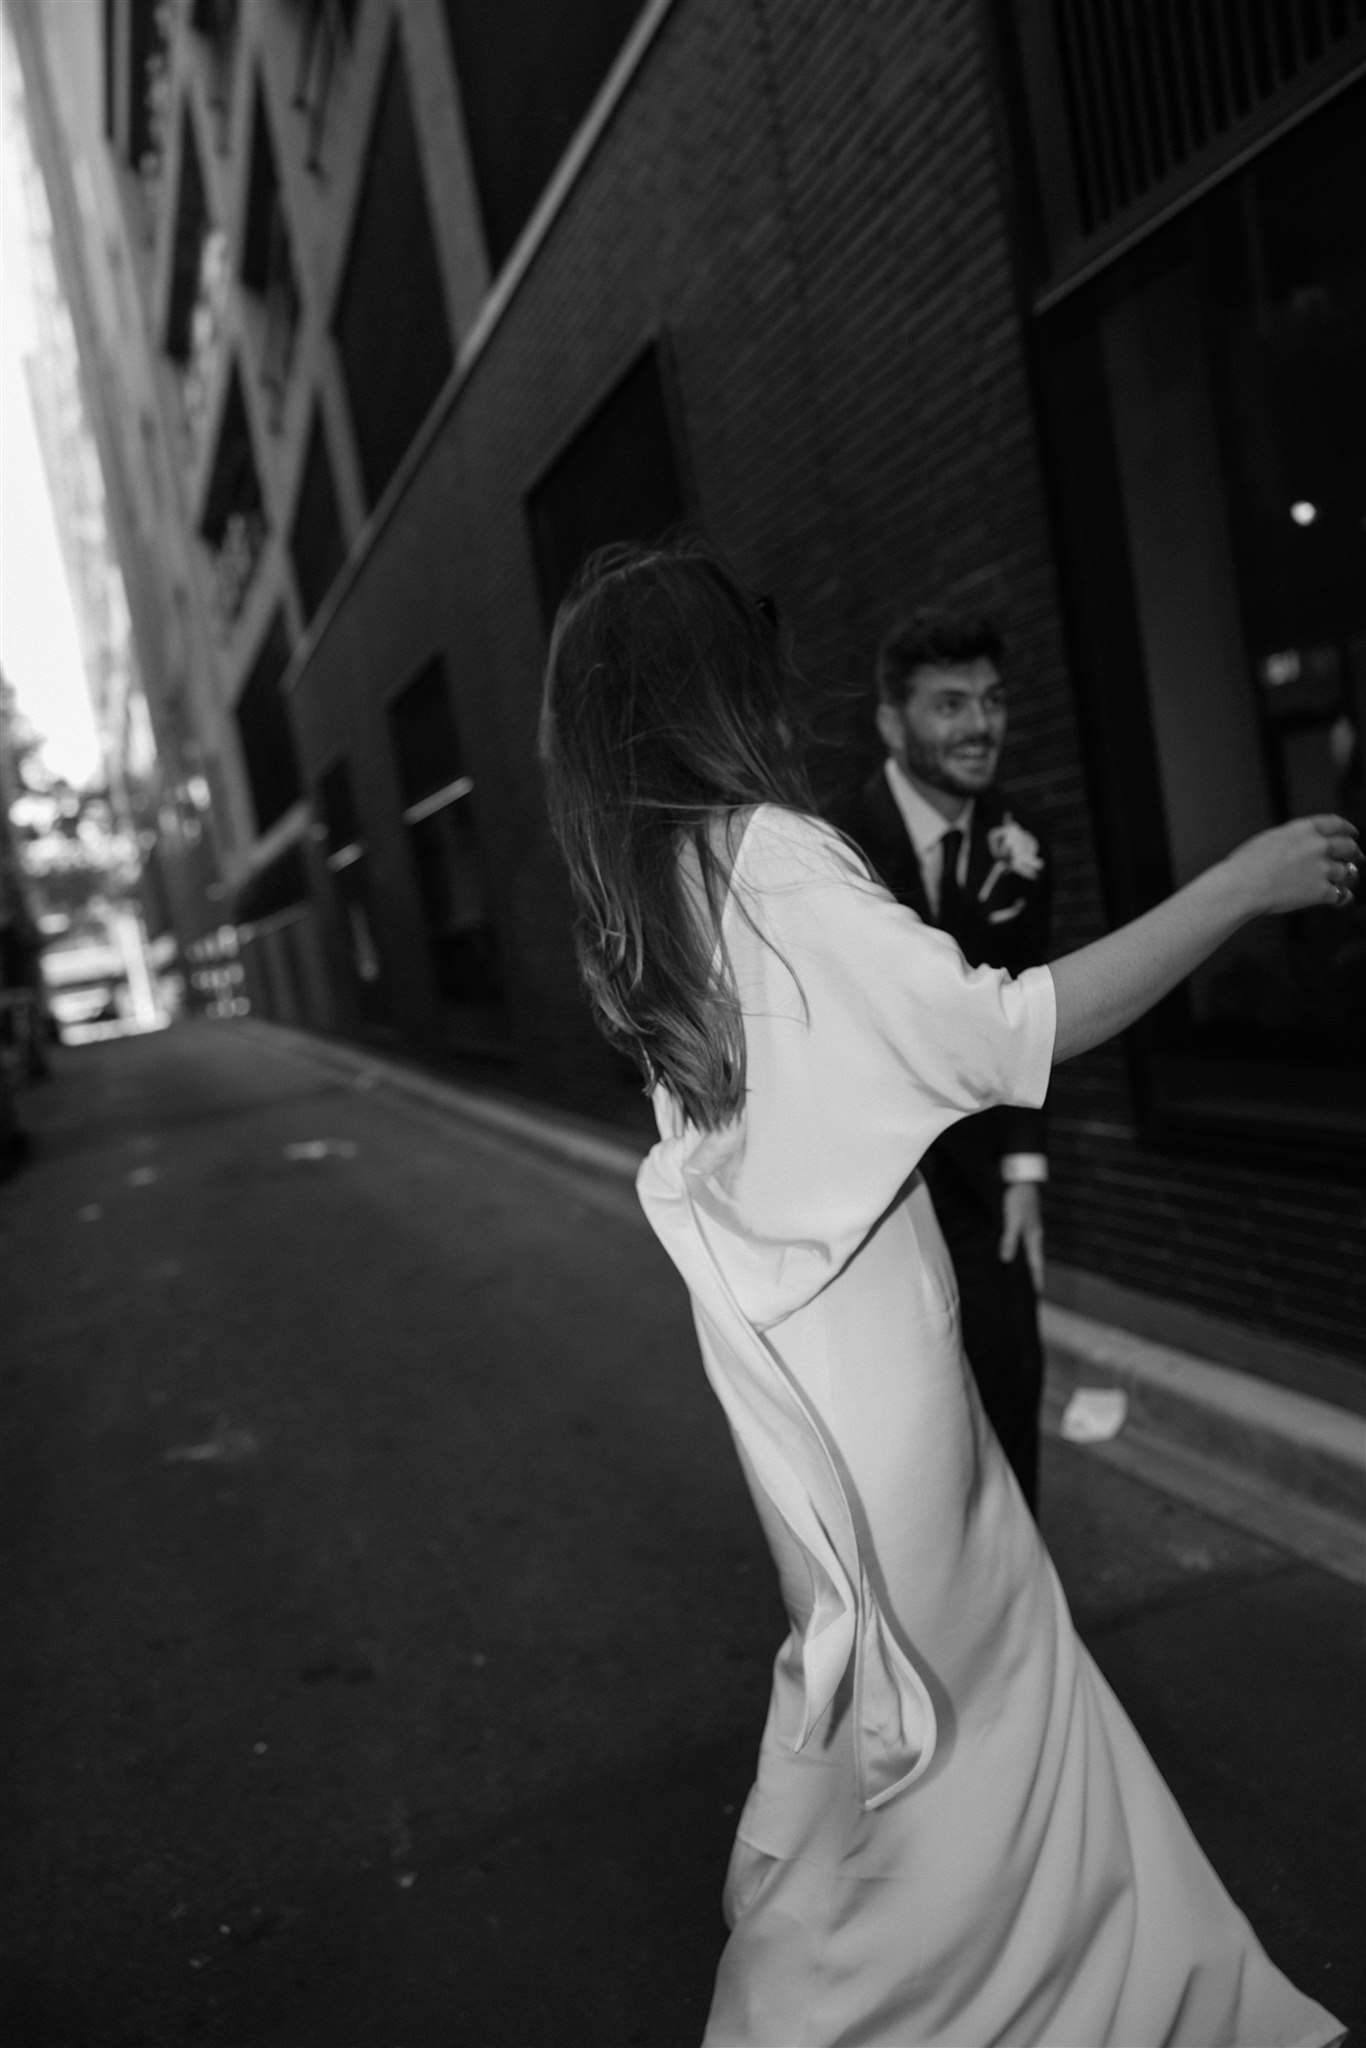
[540,538,819,1129]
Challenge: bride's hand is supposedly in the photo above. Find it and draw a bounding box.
[1221,815,1360,919]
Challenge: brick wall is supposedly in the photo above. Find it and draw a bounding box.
[287,0,1365,1366]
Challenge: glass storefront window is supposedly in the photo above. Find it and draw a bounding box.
[1039,79,1365,1150]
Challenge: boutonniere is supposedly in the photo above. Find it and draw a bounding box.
[978,813,1044,901]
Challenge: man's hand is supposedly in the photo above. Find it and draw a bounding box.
[1000,1181,1045,1293]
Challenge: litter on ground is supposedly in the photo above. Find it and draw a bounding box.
[1059,1387,1129,1445]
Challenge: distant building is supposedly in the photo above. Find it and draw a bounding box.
[7,0,1364,1381]
[0,674,46,1064]
[5,0,228,995]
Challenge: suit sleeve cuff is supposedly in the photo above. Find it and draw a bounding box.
[1001,1153,1049,1184]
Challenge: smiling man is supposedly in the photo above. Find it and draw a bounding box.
[830,607,1053,1510]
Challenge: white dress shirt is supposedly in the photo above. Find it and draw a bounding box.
[883,758,973,917]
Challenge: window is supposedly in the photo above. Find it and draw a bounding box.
[332,33,453,507]
[526,342,686,621]
[103,0,173,188]
[234,610,302,834]
[240,77,301,418]
[317,755,362,861]
[200,364,269,626]
[388,660,504,1016]
[441,0,647,269]
[126,0,173,189]
[289,408,348,624]
[1037,82,1366,1152]
[165,109,230,466]
[235,843,307,924]
[103,0,116,139]
[164,108,212,360]
[292,0,360,170]
[1014,0,1366,295]
[190,2,240,61]
[190,0,241,139]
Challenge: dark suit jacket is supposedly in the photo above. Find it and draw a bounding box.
[828,767,1052,1225]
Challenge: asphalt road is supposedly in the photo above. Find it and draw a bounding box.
[1,1023,1361,2048]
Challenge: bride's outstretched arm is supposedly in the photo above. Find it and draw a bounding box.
[1049,815,1360,1065]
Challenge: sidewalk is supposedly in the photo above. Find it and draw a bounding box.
[240,1015,1366,1588]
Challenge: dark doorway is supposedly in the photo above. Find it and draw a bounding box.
[316,756,389,1026]
[388,660,508,1045]
[234,611,302,835]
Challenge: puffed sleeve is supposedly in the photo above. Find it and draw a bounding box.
[683,806,1055,1326]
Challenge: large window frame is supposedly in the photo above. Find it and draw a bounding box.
[1002,6,1366,1168]
[1032,126,1365,1166]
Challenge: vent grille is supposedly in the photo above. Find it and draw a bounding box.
[1052,0,1366,233]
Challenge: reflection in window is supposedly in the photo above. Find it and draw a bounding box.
[164,109,229,467]
[126,0,174,218]
[292,0,359,171]
[240,77,302,422]
[200,364,269,629]
[190,0,241,144]
[388,660,505,1022]
[1041,81,1365,1144]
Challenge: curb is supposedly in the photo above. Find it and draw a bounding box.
[229,1017,1365,1582]
[1042,1305,1365,1584]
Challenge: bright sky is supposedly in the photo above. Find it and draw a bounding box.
[1,20,102,786]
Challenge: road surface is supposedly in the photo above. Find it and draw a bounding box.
[2,1023,1360,2045]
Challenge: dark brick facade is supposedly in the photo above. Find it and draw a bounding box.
[286,0,1365,1368]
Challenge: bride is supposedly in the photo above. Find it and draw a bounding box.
[539,538,1353,2048]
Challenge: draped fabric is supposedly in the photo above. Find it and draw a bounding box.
[637,808,1340,2048]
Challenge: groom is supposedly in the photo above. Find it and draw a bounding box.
[830,607,1052,1509]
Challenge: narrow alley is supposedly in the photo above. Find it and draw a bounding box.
[2,1023,1361,2046]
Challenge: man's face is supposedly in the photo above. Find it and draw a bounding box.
[878,657,1007,798]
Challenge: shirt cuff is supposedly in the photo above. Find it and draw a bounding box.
[1001,1153,1049,1184]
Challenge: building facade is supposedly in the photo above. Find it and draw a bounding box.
[9,0,1365,1380]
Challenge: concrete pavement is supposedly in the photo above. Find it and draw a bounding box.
[1,1022,1361,2046]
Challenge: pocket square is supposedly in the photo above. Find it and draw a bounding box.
[987,900,1027,925]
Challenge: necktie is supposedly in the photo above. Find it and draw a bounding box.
[937,827,964,926]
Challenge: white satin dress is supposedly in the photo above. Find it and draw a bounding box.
[637,807,1341,2048]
